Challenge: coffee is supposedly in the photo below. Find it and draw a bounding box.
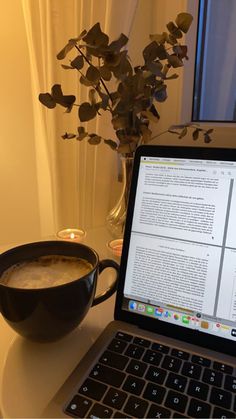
[0,255,93,289]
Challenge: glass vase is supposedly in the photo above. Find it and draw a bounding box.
[106,156,134,238]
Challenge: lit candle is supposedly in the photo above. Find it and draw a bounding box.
[56,228,86,242]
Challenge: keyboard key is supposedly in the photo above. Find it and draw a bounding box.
[191,354,211,367]
[213,361,233,375]
[147,403,171,418]
[173,413,188,418]
[126,359,147,377]
[124,395,148,418]
[108,338,127,353]
[145,365,167,384]
[165,389,188,413]
[187,398,211,418]
[99,350,129,370]
[171,348,190,360]
[89,364,125,387]
[65,394,92,418]
[78,378,107,400]
[142,349,162,366]
[213,406,235,418]
[165,372,187,392]
[133,336,151,347]
[202,368,223,387]
[210,387,232,409]
[152,342,169,353]
[181,361,202,379]
[116,331,133,342]
[161,355,182,373]
[88,402,113,418]
[122,375,145,395]
[103,388,127,410]
[125,344,145,359]
[143,382,166,403]
[187,379,209,401]
[224,375,236,392]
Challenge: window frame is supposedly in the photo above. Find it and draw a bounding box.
[179,0,236,147]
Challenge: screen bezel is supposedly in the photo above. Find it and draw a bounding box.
[114,145,236,357]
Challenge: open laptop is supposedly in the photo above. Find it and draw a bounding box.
[44,145,236,418]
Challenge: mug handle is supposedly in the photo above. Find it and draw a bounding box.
[92,259,119,306]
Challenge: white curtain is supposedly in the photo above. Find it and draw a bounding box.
[22,0,140,233]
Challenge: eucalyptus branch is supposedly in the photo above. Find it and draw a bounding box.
[38,14,210,156]
[75,44,113,105]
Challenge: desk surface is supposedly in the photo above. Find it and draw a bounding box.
[0,227,118,418]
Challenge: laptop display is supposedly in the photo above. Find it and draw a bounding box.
[116,145,236,352]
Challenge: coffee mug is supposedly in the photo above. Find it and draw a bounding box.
[0,240,119,342]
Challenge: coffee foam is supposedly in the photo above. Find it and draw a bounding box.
[0,255,93,289]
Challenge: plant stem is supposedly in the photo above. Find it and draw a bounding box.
[75,44,113,104]
[150,129,169,141]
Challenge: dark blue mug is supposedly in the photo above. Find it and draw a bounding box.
[0,241,119,342]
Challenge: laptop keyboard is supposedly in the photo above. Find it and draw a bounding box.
[64,331,236,418]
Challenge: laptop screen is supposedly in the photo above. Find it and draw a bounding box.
[118,146,236,345]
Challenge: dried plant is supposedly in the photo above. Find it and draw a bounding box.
[39,13,212,157]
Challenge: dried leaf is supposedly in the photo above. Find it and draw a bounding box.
[192,128,200,141]
[173,45,188,60]
[78,102,97,122]
[77,126,88,140]
[154,85,167,102]
[143,41,159,62]
[109,33,129,51]
[88,134,101,145]
[204,133,212,143]
[167,54,183,68]
[166,21,183,39]
[62,132,76,139]
[56,32,86,60]
[71,55,84,70]
[89,88,97,105]
[82,22,109,47]
[178,126,188,139]
[86,65,100,83]
[51,84,76,108]
[165,73,179,80]
[146,60,163,77]
[99,65,112,81]
[61,64,73,70]
[141,109,159,123]
[175,13,193,33]
[80,75,93,86]
[38,93,56,109]
[112,115,129,130]
[149,32,168,44]
[104,139,117,150]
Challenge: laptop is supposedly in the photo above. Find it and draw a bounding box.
[44,145,236,418]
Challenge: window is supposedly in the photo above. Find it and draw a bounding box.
[192,0,236,122]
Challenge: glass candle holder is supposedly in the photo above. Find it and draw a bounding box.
[56,228,86,243]
[107,238,123,259]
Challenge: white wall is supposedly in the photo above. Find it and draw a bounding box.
[0,1,41,245]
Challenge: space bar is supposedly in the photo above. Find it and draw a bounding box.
[89,363,125,387]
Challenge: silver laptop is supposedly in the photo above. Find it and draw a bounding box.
[44,145,236,418]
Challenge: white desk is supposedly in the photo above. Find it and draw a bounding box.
[0,227,118,418]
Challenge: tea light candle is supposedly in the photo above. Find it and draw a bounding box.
[56,228,86,242]
[107,238,123,258]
